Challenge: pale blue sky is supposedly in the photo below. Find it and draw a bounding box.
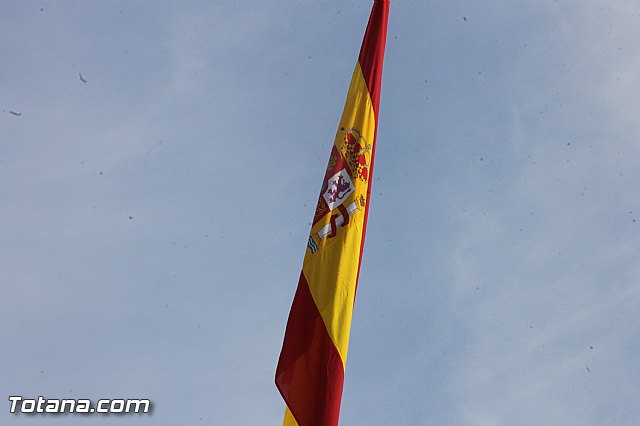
[2,1,640,425]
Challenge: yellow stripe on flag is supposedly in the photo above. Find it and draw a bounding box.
[283,407,299,426]
[303,62,376,364]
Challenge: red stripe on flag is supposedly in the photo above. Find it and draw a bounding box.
[275,272,345,426]
[355,0,389,300]
[358,0,389,116]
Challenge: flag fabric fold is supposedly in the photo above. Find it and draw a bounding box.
[275,1,389,425]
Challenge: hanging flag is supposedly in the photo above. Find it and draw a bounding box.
[275,1,389,425]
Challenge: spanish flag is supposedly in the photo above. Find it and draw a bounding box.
[275,1,389,425]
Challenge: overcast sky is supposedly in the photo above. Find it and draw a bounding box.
[2,1,640,425]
